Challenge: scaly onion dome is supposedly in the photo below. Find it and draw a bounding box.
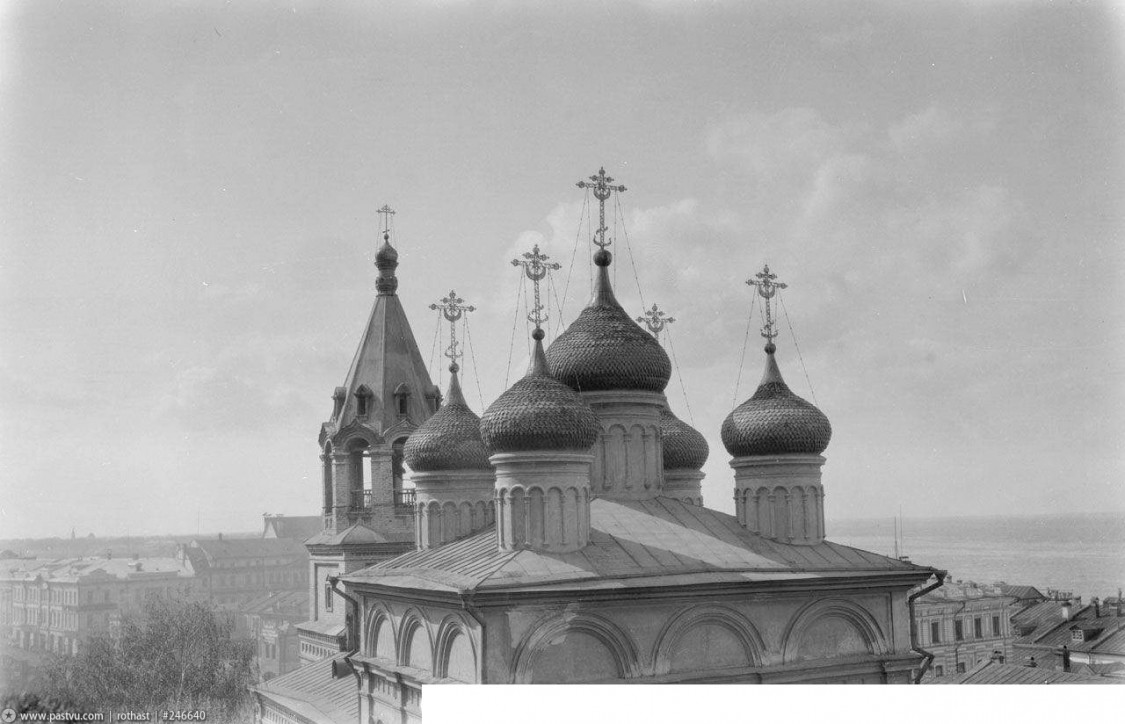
[403,364,491,471]
[546,250,671,393]
[480,330,600,454]
[721,345,832,457]
[660,407,709,471]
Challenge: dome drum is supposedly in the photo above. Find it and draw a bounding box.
[491,451,593,553]
[731,454,825,545]
[662,469,704,507]
[411,470,496,550]
[580,390,666,501]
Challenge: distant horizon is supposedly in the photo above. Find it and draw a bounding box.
[3,507,1124,545]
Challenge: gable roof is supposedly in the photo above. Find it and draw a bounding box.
[1000,584,1047,601]
[343,496,933,595]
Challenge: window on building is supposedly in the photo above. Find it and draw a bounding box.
[956,662,966,674]
[324,581,333,612]
[930,621,941,644]
[974,617,983,639]
[355,386,372,418]
[935,665,944,677]
[992,615,1001,636]
[954,620,964,641]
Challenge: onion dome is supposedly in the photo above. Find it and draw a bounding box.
[660,407,709,471]
[721,344,832,457]
[546,250,671,393]
[480,329,600,454]
[375,234,399,268]
[403,364,491,471]
[374,233,399,295]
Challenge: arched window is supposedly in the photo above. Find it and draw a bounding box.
[393,383,411,417]
[354,385,373,418]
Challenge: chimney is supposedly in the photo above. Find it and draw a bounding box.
[218,532,223,541]
[1061,602,1072,621]
[989,650,1004,664]
[1092,597,1101,618]
[1117,594,1123,617]
[1062,645,1071,672]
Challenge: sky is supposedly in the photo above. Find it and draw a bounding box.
[1,0,1122,540]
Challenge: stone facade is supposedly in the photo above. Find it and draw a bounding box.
[913,578,1020,679]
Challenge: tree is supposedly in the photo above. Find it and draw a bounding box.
[43,596,255,719]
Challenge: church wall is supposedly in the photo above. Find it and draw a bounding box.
[474,586,915,684]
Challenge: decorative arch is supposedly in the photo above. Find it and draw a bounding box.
[364,603,396,659]
[651,604,765,675]
[396,609,435,673]
[434,614,479,682]
[780,598,888,664]
[511,611,640,684]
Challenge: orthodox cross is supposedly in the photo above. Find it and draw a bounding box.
[576,167,626,250]
[429,290,475,371]
[746,264,787,344]
[636,303,676,342]
[511,244,560,331]
[377,204,396,243]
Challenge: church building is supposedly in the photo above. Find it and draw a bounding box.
[254,171,943,724]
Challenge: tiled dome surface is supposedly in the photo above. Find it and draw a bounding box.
[404,372,492,471]
[546,263,671,393]
[721,353,832,457]
[480,338,600,454]
[660,407,709,471]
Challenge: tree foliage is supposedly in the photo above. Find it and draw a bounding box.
[42,596,255,718]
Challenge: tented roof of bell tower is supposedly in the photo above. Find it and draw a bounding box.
[323,235,440,446]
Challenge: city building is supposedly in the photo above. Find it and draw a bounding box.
[180,535,309,608]
[1011,597,1125,676]
[912,578,1025,679]
[241,590,309,681]
[926,659,1118,685]
[0,555,202,689]
[253,174,945,724]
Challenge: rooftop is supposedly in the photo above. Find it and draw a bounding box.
[253,652,358,724]
[344,496,933,595]
[927,660,1121,685]
[189,537,307,559]
[1,556,195,582]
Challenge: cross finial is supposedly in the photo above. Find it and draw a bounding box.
[746,264,788,349]
[511,244,561,331]
[636,303,676,341]
[377,204,396,243]
[429,290,475,372]
[576,166,626,250]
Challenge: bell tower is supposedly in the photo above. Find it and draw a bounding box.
[298,206,441,664]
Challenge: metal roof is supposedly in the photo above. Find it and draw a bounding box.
[928,660,1119,685]
[344,496,931,594]
[254,652,358,724]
